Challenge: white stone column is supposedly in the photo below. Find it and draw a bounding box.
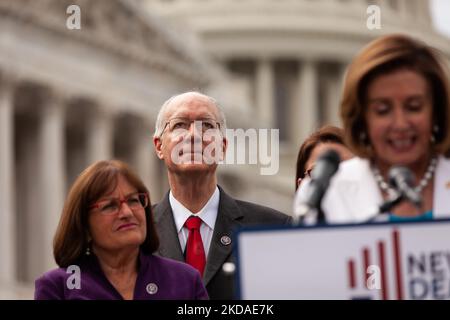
[337,63,348,124]
[87,106,113,163]
[325,63,347,127]
[398,0,409,19]
[255,58,274,128]
[324,73,338,127]
[0,75,16,284]
[293,59,319,148]
[417,0,431,25]
[135,119,161,203]
[39,90,66,272]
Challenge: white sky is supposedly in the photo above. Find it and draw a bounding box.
[431,0,450,38]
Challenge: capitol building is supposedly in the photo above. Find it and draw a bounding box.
[0,0,449,298]
[145,0,450,211]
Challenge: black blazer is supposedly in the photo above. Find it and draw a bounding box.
[152,185,291,300]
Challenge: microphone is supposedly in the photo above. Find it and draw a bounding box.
[293,149,341,225]
[388,166,422,208]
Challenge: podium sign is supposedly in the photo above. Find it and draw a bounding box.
[235,219,450,300]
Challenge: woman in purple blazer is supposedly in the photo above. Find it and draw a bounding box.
[35,160,208,300]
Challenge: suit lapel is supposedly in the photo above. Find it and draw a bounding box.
[203,187,243,286]
[153,192,184,262]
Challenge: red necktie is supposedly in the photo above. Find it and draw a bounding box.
[184,216,206,277]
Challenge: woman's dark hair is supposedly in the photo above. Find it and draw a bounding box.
[295,125,346,190]
[53,160,159,267]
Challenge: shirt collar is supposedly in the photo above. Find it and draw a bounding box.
[169,186,220,232]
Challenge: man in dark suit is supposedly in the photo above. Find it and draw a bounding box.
[152,92,290,299]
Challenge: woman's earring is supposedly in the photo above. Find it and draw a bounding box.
[85,241,91,256]
[359,132,368,145]
[431,125,439,144]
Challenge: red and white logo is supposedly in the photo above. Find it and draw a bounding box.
[347,229,404,300]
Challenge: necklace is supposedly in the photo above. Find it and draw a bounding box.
[372,157,438,196]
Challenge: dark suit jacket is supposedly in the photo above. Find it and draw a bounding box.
[153,185,291,300]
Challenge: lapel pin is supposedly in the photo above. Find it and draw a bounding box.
[220,235,232,246]
[146,283,158,295]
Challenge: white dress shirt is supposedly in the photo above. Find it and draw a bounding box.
[169,186,220,258]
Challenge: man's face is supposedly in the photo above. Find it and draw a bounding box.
[154,94,227,175]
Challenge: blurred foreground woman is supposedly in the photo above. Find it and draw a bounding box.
[321,34,450,223]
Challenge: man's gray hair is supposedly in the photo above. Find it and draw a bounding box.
[153,91,227,138]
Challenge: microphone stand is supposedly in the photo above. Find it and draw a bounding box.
[371,191,422,222]
[292,204,324,226]
[292,203,312,225]
[378,193,404,214]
